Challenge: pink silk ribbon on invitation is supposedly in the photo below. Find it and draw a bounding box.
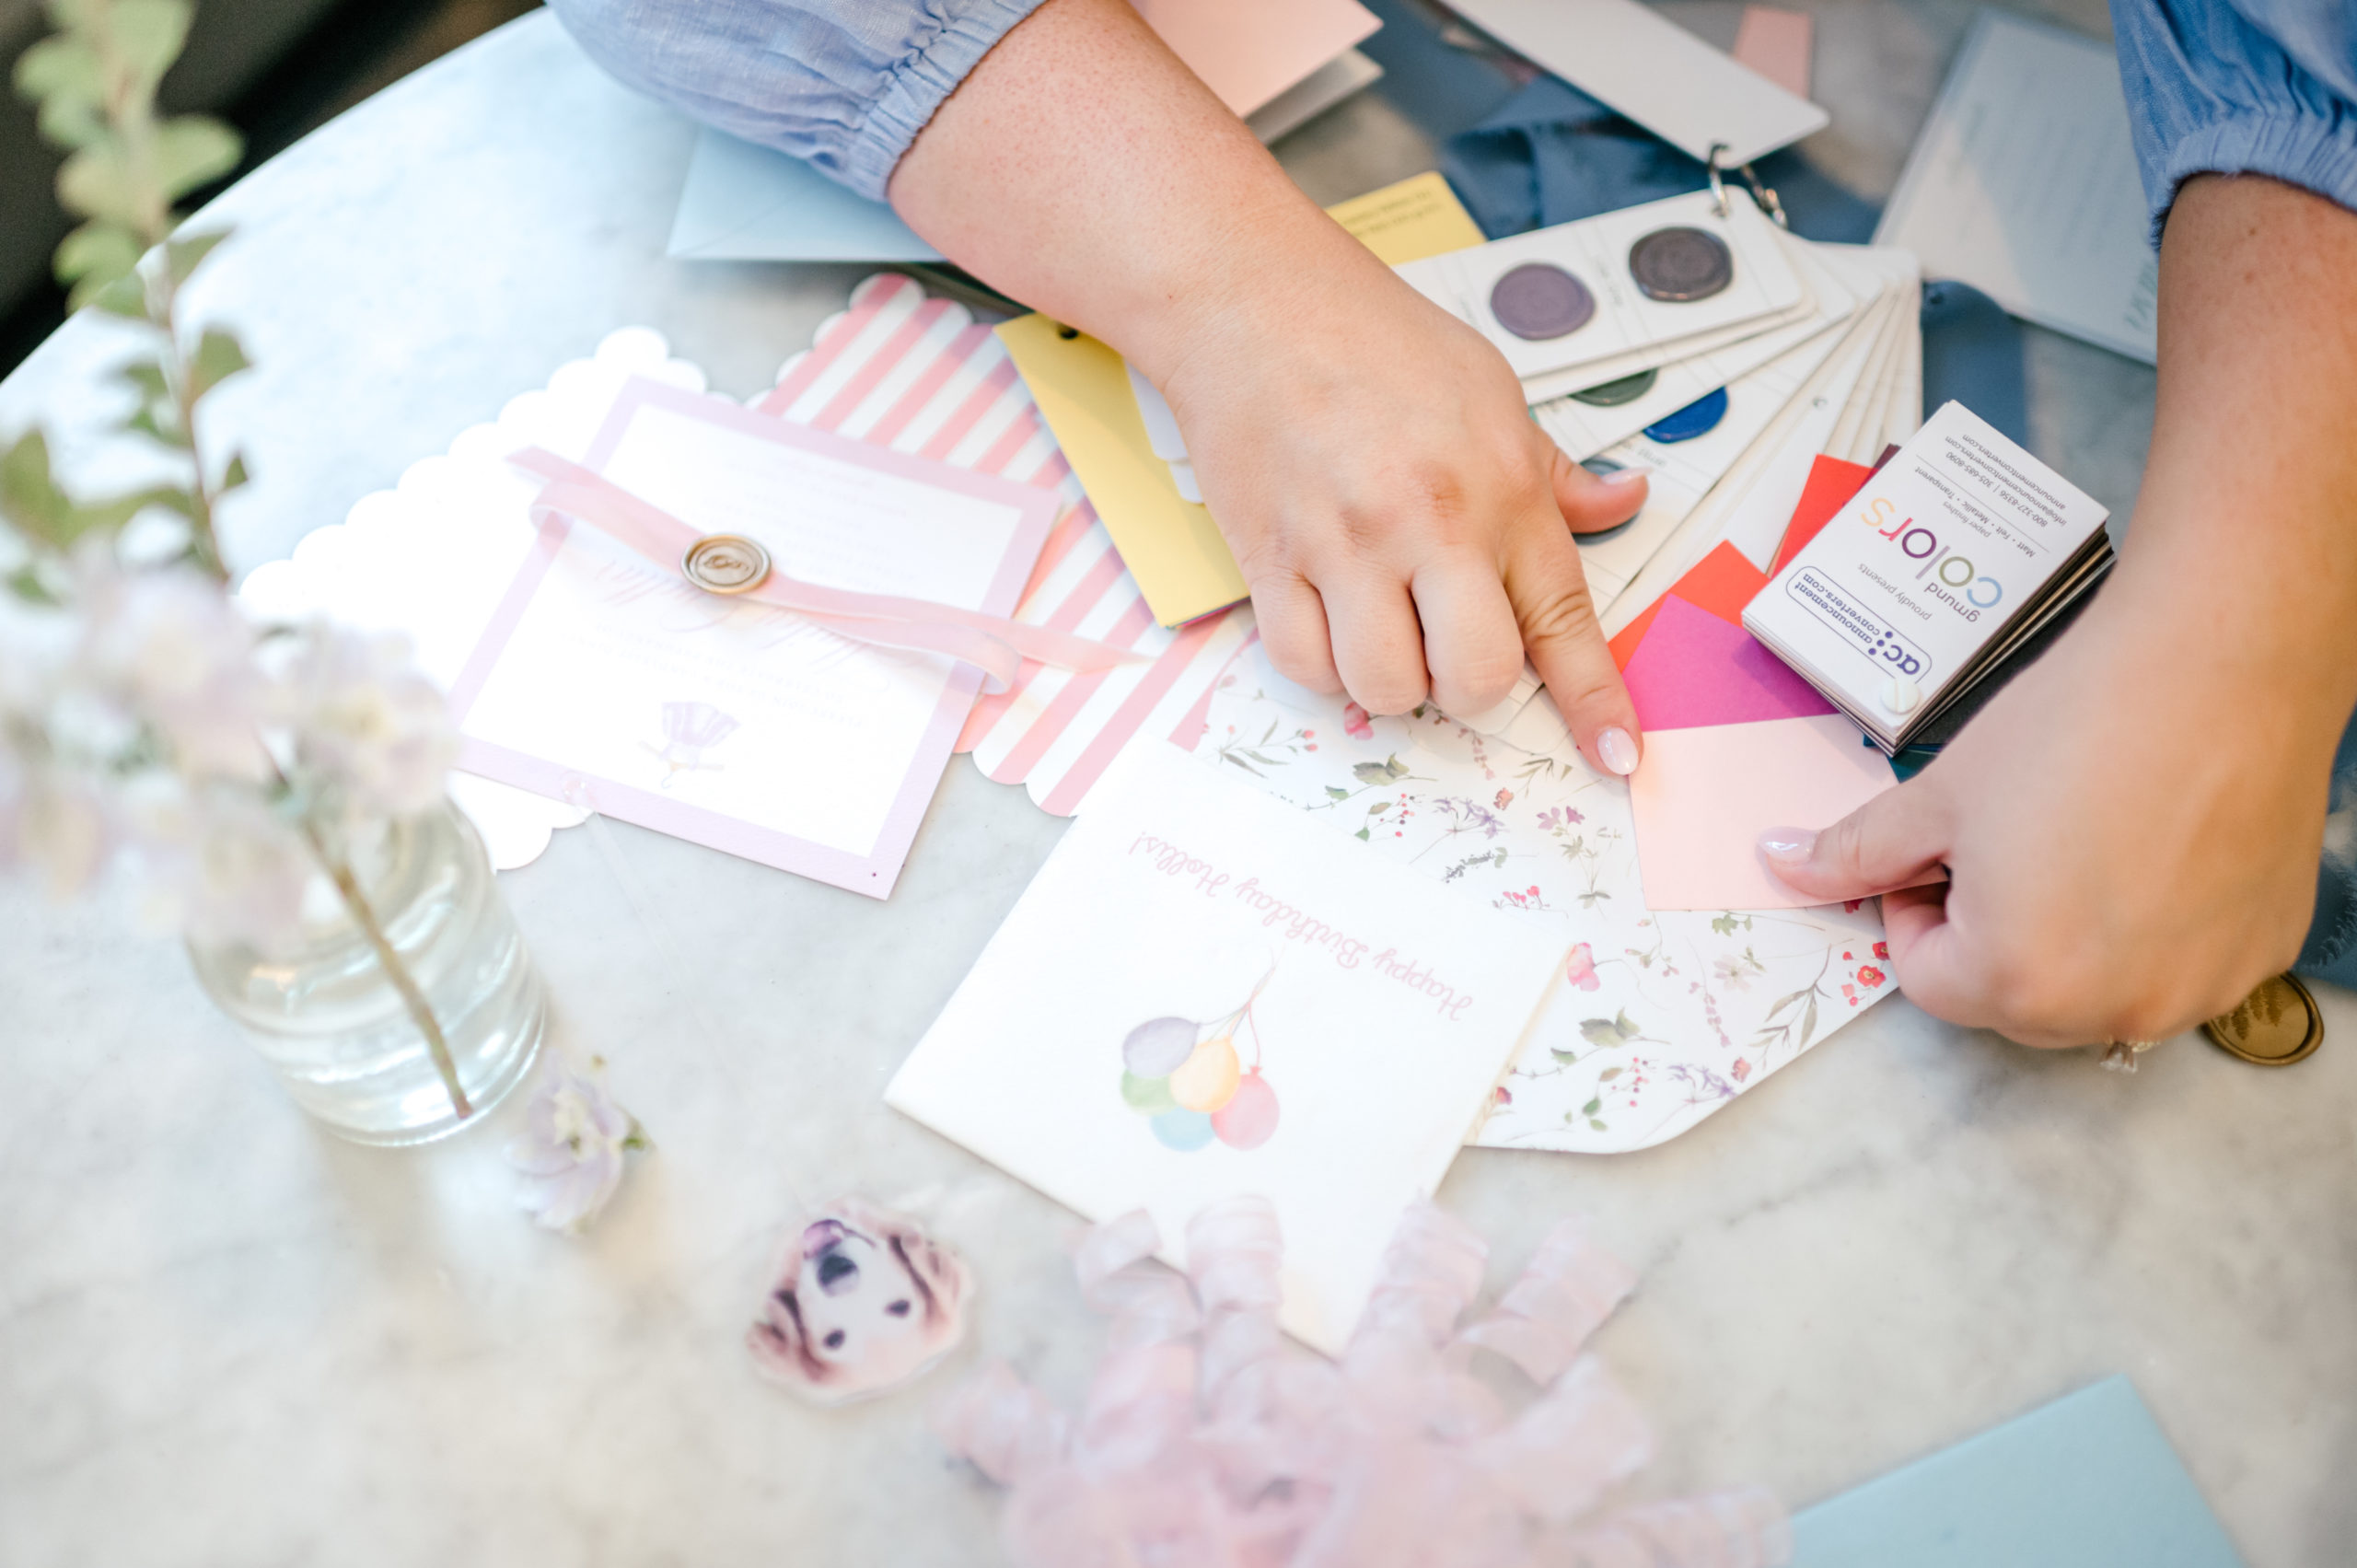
[507,447,1148,693]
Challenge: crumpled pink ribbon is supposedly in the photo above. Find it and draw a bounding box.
[506,446,1146,692]
[933,1198,1793,1568]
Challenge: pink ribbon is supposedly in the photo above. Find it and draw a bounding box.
[507,447,1146,692]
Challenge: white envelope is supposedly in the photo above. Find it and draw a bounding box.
[1449,0,1828,168]
[668,129,944,262]
[1872,11,2157,364]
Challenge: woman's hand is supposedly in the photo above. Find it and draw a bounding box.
[1759,172,2357,1046]
[1155,251,1648,761]
[889,0,1646,775]
[1759,595,2333,1045]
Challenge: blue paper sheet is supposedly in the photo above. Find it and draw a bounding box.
[667,127,942,262]
[1791,1376,2246,1567]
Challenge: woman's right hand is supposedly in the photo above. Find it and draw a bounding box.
[1150,247,1650,772]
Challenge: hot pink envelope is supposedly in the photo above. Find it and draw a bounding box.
[1622,592,1836,731]
[1629,715,1897,911]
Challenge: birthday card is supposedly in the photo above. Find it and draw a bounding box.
[886,741,1566,1353]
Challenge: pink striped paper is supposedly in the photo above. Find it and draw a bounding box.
[755,273,1256,816]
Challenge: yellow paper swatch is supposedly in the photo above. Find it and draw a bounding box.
[996,172,1483,626]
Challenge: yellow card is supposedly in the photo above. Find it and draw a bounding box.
[995,172,1483,626]
[1321,169,1488,265]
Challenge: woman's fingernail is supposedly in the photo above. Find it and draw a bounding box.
[1596,726,1640,775]
[1598,464,1655,486]
[1758,827,1816,861]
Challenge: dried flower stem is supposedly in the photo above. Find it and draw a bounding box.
[297,813,472,1120]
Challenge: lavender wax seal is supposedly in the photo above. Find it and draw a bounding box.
[1488,263,1596,341]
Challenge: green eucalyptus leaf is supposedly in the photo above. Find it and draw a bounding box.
[34,90,107,150]
[87,271,151,321]
[124,403,189,448]
[110,0,195,87]
[54,219,139,290]
[12,33,100,108]
[151,116,240,201]
[66,488,161,539]
[56,141,147,229]
[188,328,249,399]
[115,358,168,401]
[7,563,60,606]
[0,432,75,543]
[164,227,229,284]
[139,485,197,517]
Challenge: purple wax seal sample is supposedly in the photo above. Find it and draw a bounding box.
[1627,226,1735,302]
[1488,263,1596,341]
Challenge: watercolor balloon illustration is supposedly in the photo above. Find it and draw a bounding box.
[1119,969,1281,1154]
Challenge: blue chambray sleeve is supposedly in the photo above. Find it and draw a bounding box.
[2110,0,2357,242]
[548,0,1048,200]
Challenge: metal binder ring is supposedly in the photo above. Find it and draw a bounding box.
[1741,160,1790,229]
[1703,142,1790,229]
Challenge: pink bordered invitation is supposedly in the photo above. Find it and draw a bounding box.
[447,377,1061,898]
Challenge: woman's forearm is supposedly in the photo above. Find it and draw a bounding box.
[885,0,1390,385]
[2095,173,2357,751]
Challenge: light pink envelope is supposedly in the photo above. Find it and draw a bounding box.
[1620,592,1835,731]
[1130,0,1380,117]
[1628,714,1896,911]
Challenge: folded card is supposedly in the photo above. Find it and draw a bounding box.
[886,740,1565,1352]
[447,377,1061,897]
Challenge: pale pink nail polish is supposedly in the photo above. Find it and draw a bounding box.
[1758,827,1817,860]
[1596,726,1639,775]
[1598,464,1654,486]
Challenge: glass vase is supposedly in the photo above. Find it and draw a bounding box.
[189,800,546,1145]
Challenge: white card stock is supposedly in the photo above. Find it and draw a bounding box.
[887,741,1563,1352]
[1449,0,1829,167]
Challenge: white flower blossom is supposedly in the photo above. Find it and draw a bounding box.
[119,775,313,947]
[506,1055,647,1234]
[73,553,271,781]
[280,624,458,818]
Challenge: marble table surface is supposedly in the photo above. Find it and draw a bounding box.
[3,6,2350,1564]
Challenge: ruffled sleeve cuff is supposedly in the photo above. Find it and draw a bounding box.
[2148,110,2357,244]
[841,0,1046,199]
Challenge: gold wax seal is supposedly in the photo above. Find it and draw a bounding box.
[2201,972,2323,1066]
[681,534,772,595]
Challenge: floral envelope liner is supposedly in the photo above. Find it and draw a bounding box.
[1188,646,1894,1154]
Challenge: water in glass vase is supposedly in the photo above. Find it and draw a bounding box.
[189,801,546,1144]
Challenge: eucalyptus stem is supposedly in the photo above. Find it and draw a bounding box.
[298,814,473,1121]
[150,265,226,581]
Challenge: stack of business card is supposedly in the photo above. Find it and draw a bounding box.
[1741,401,2111,753]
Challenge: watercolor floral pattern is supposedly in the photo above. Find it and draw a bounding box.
[1190,647,1894,1153]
